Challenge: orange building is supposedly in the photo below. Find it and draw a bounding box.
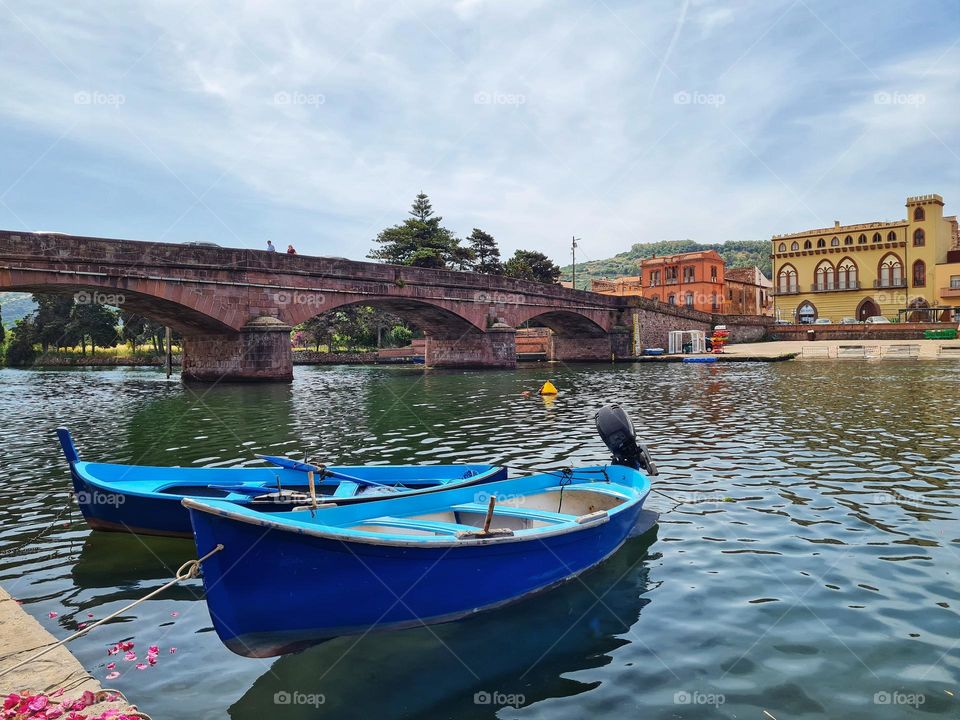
[590,250,773,316]
[640,250,725,312]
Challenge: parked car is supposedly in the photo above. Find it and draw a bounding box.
[839,317,859,324]
[773,319,793,325]
[814,318,832,325]
[864,316,891,324]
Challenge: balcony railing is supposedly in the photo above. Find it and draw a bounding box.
[873,279,907,289]
[811,281,862,292]
[774,286,800,296]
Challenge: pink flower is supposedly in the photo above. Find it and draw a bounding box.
[170,611,179,618]
[123,651,136,661]
[118,641,134,651]
[146,656,157,666]
[105,672,119,680]
[106,662,115,670]
[107,644,119,656]
[87,613,94,619]
[135,663,147,671]
[168,647,176,654]
[78,623,87,629]
[3,695,20,710]
[147,645,159,655]
[28,695,50,712]
[48,611,58,618]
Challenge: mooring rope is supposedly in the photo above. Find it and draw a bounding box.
[0,501,76,558]
[0,544,223,679]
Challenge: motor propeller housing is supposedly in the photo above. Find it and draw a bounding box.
[595,404,658,475]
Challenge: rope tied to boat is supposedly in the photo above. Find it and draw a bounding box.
[0,544,224,679]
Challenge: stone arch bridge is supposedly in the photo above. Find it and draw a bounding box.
[0,231,769,381]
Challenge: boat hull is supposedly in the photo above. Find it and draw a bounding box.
[188,491,645,657]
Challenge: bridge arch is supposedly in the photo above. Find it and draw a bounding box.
[510,308,609,337]
[284,295,486,337]
[0,271,238,334]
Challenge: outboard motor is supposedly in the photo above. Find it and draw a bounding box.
[595,404,658,475]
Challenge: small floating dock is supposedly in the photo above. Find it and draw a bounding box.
[0,584,143,716]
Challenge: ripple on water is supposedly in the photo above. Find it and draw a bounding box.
[0,362,958,719]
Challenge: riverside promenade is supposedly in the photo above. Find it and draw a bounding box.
[0,585,144,717]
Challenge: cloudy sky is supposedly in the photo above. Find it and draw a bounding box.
[0,0,957,265]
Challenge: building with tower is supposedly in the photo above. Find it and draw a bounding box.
[771,195,960,323]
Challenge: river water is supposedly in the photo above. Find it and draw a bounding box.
[0,362,957,719]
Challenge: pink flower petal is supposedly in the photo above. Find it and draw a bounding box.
[106,662,116,670]
[170,611,179,618]
[87,613,94,618]
[78,623,87,629]
[135,663,147,670]
[168,647,176,654]
[48,611,58,618]
[148,645,159,654]
[105,671,120,680]
[123,651,136,661]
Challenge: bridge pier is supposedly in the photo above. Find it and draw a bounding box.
[424,324,517,369]
[181,317,293,383]
[551,328,632,363]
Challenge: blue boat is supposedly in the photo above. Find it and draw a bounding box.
[184,405,656,657]
[56,429,506,539]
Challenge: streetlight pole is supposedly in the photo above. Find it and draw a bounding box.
[571,236,576,289]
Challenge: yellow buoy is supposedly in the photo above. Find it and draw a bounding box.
[539,380,558,396]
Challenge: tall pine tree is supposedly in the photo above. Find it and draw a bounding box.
[467,228,503,274]
[368,193,464,269]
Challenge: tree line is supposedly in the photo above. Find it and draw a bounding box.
[1,296,176,366]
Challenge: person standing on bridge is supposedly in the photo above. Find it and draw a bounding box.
[266,240,276,252]
[286,244,297,255]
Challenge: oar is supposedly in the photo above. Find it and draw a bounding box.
[255,454,393,488]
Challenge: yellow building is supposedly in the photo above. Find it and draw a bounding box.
[771,194,960,323]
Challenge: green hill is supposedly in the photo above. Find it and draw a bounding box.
[0,292,37,328]
[561,239,771,289]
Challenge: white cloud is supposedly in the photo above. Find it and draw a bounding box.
[0,0,957,262]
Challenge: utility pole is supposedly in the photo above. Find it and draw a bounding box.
[571,236,576,289]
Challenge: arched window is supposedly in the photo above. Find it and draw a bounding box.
[914,206,925,221]
[913,260,926,287]
[858,234,867,244]
[711,294,719,311]
[684,292,694,307]
[878,253,903,288]
[913,228,925,246]
[872,232,882,243]
[817,238,826,248]
[887,230,897,242]
[777,264,798,294]
[668,294,676,306]
[815,260,835,291]
[837,258,858,289]
[844,235,853,245]
[804,239,812,250]
[796,301,817,324]
[791,241,800,251]
[831,236,840,247]
[778,242,786,253]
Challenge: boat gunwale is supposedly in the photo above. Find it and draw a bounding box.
[71,462,505,502]
[183,469,649,548]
